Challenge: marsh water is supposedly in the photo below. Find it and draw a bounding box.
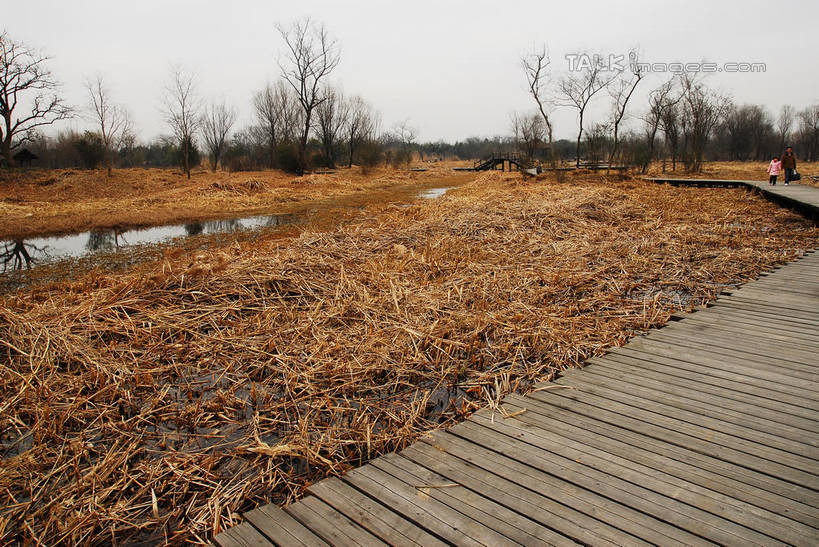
[1,186,456,273]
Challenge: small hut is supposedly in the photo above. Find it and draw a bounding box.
[13,148,40,167]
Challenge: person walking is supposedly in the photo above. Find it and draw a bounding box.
[781,146,797,186]
[767,156,782,185]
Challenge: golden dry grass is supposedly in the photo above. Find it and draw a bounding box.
[1,172,817,544]
[0,164,466,239]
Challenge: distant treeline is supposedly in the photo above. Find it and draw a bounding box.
[4,26,818,175]
[25,99,818,173]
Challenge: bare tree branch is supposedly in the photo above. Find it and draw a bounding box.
[607,50,643,170]
[201,99,237,171]
[521,46,557,169]
[86,74,131,176]
[558,52,618,167]
[276,18,340,174]
[162,66,201,179]
[1,31,72,166]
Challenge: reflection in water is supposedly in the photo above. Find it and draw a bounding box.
[1,240,46,272]
[1,187,452,273]
[86,230,124,252]
[184,222,204,236]
[1,212,297,273]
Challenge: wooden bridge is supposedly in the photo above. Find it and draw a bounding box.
[216,180,819,546]
[453,154,527,172]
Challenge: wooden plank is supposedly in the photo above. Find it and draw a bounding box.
[659,319,819,355]
[647,329,819,374]
[396,445,635,546]
[583,358,819,434]
[714,297,819,320]
[690,304,819,328]
[402,439,652,546]
[308,477,445,547]
[528,388,819,491]
[488,400,819,530]
[213,522,274,547]
[606,346,819,409]
[590,353,819,420]
[244,504,329,546]
[504,392,819,506]
[372,454,559,546]
[618,339,819,392]
[695,303,819,328]
[662,319,819,351]
[341,460,496,546]
[672,310,819,338]
[544,378,819,478]
[559,367,818,446]
[376,454,573,545]
[558,368,818,452]
[348,462,518,546]
[728,288,819,309]
[742,280,819,294]
[425,428,780,546]
[285,495,387,546]
[466,408,819,545]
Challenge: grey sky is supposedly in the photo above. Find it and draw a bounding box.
[5,0,818,143]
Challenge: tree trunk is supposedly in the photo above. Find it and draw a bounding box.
[575,109,585,168]
[1,138,13,168]
[184,139,191,179]
[298,112,311,176]
[269,123,277,169]
[608,125,619,174]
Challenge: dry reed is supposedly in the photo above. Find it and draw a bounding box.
[1,173,817,544]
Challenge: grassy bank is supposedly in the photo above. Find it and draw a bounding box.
[1,172,817,544]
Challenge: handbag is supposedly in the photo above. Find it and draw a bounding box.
[792,169,802,181]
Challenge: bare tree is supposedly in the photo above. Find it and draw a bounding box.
[679,73,731,172]
[276,18,341,175]
[162,66,200,179]
[253,80,299,167]
[0,31,71,167]
[607,52,643,170]
[798,104,819,161]
[660,100,682,172]
[584,122,610,165]
[201,99,236,171]
[521,46,557,169]
[559,53,617,167]
[511,111,545,163]
[391,120,417,167]
[315,85,349,168]
[641,77,679,173]
[777,105,795,152]
[345,95,378,167]
[86,74,132,177]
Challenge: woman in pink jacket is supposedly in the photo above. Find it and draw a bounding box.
[767,156,782,186]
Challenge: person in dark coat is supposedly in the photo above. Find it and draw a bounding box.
[781,146,797,185]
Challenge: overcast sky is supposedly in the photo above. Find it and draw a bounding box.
[5,0,818,143]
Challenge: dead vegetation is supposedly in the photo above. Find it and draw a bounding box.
[1,172,817,544]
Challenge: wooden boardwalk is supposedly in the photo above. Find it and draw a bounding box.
[215,183,819,546]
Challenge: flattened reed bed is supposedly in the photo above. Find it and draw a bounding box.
[1,174,817,544]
